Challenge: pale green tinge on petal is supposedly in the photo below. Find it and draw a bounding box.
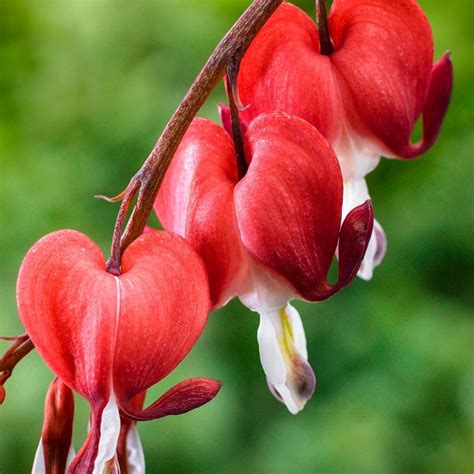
[257,303,316,415]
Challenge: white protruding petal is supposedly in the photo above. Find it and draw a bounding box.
[258,308,290,408]
[334,126,382,181]
[342,179,387,280]
[257,304,315,415]
[357,218,387,280]
[32,440,45,474]
[125,424,146,474]
[92,396,121,474]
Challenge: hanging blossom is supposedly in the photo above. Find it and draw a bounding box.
[17,230,221,473]
[155,112,373,414]
[232,0,453,280]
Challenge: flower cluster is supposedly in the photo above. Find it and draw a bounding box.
[155,0,452,415]
[6,1,451,472]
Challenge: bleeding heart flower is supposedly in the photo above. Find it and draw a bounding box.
[232,0,453,280]
[155,112,373,414]
[17,230,221,474]
[32,378,75,474]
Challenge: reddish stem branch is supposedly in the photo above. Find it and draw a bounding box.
[316,0,333,55]
[107,0,282,266]
[0,334,35,404]
[106,180,140,275]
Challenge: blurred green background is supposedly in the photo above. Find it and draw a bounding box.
[0,0,472,472]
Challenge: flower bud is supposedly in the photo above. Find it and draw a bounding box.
[32,378,75,474]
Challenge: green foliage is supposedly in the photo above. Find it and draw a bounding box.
[0,1,472,472]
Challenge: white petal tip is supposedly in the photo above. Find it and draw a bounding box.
[268,358,316,414]
[258,304,316,414]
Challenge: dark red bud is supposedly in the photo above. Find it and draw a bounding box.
[41,378,75,474]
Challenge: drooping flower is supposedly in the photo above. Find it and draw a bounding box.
[232,0,453,279]
[155,112,373,414]
[32,378,75,474]
[17,230,221,473]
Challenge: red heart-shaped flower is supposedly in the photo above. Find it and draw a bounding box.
[17,229,220,473]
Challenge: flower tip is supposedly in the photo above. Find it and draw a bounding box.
[0,385,5,405]
[398,50,453,158]
[194,378,223,401]
[279,357,317,415]
[267,357,316,415]
[257,305,316,414]
[361,198,373,213]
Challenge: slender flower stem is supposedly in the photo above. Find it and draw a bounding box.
[316,0,334,55]
[108,0,282,264]
[105,180,140,275]
[226,58,248,179]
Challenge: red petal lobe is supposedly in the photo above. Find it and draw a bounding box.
[155,118,246,308]
[118,378,222,421]
[113,231,210,402]
[235,112,343,300]
[16,230,116,403]
[396,53,453,158]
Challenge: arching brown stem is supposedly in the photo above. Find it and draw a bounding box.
[110,0,283,258]
[316,0,334,55]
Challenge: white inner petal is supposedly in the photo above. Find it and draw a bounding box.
[92,395,121,474]
[238,256,294,311]
[334,126,382,181]
[125,424,146,474]
[257,304,314,415]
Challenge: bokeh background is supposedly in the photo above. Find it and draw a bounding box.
[0,0,472,472]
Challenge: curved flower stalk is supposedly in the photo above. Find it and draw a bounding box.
[32,378,75,474]
[17,230,221,473]
[232,0,453,279]
[155,112,373,414]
